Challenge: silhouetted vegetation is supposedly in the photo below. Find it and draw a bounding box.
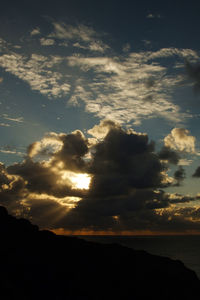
[0,206,199,299]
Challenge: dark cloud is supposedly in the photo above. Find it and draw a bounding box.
[54,125,196,232]
[143,95,154,102]
[89,126,162,190]
[158,146,180,165]
[0,163,26,215]
[168,193,197,204]
[193,166,200,177]
[7,158,85,198]
[173,166,186,186]
[0,122,199,233]
[50,130,89,172]
[27,130,89,173]
[145,77,155,88]
[185,60,200,94]
[59,191,199,232]
[0,163,11,185]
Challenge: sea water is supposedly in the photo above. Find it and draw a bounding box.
[80,235,200,279]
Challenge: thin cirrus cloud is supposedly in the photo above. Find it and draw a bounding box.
[49,22,97,41]
[67,48,197,124]
[146,13,162,19]
[0,123,10,127]
[0,53,70,98]
[48,22,110,53]
[0,149,24,157]
[3,114,24,123]
[0,114,24,127]
[30,28,41,36]
[0,22,199,125]
[40,38,55,46]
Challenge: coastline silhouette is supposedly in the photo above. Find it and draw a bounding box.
[0,206,199,299]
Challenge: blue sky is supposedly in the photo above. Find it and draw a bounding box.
[1,0,200,233]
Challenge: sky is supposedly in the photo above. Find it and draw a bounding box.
[1,0,200,234]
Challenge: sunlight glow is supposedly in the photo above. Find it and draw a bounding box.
[61,171,91,190]
[70,173,91,189]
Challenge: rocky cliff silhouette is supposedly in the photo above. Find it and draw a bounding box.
[0,206,199,299]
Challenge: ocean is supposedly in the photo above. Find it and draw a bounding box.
[80,235,200,279]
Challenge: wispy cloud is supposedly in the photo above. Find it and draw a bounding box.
[0,22,199,125]
[30,28,41,36]
[67,48,198,124]
[122,43,131,52]
[49,22,110,53]
[40,38,55,46]
[49,22,97,42]
[0,53,70,98]
[0,123,10,127]
[3,114,24,123]
[146,13,162,19]
[0,149,24,156]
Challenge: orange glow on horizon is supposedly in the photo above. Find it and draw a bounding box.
[50,228,200,236]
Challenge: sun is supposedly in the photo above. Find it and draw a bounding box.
[70,173,91,189]
[60,171,91,189]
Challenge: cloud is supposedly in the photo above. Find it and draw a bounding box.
[26,130,89,175]
[30,28,41,36]
[158,146,180,165]
[142,40,152,46]
[5,129,90,203]
[192,166,200,177]
[49,22,110,53]
[178,159,193,166]
[50,22,97,42]
[0,121,200,233]
[0,149,24,157]
[0,25,199,124]
[0,163,26,214]
[146,13,161,19]
[185,60,200,93]
[0,123,10,127]
[3,114,24,123]
[40,38,55,46]
[122,43,131,52]
[27,132,63,157]
[0,53,70,98]
[52,130,89,172]
[7,158,85,199]
[0,38,9,52]
[72,41,109,53]
[164,128,196,153]
[173,166,186,186]
[88,119,120,139]
[66,48,198,124]
[88,41,109,53]
[42,123,196,232]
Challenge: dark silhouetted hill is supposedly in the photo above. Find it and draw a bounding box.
[0,206,199,299]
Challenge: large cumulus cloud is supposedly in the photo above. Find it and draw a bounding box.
[0,121,200,233]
